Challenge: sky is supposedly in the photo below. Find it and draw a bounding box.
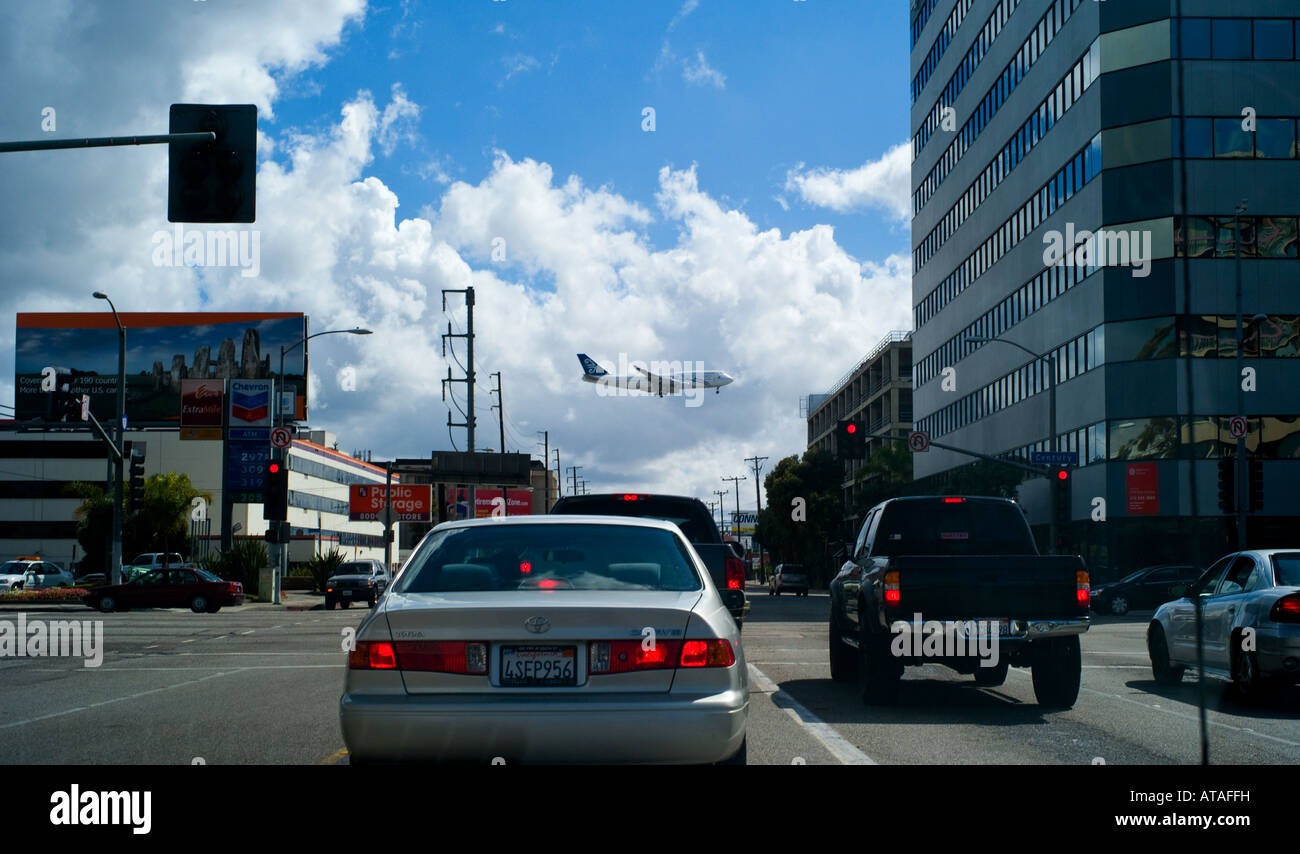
[0,0,913,511]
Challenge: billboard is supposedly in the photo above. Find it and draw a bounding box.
[15,313,308,425]
[1126,463,1159,515]
[349,485,433,522]
[447,488,533,518]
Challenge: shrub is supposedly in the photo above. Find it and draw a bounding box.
[0,587,91,604]
[200,540,269,590]
[307,549,346,593]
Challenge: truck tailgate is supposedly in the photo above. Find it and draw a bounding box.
[883,555,1087,621]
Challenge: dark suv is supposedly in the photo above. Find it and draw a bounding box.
[325,560,390,609]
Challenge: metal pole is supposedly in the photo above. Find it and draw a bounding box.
[384,462,393,572]
[113,319,125,586]
[553,448,561,499]
[1049,351,1058,554]
[1234,201,1247,549]
[745,455,767,577]
[538,432,549,511]
[0,131,214,153]
[712,490,728,534]
[493,372,505,453]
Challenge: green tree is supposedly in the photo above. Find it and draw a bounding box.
[851,440,914,514]
[125,472,211,564]
[63,482,115,572]
[753,449,845,587]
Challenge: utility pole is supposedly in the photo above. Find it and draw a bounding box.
[712,489,728,535]
[442,285,476,512]
[537,431,549,511]
[552,448,562,499]
[491,372,505,453]
[568,465,582,496]
[722,475,745,540]
[744,454,768,578]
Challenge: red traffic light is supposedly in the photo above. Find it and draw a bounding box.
[1056,469,1069,480]
[268,462,280,474]
[846,424,856,434]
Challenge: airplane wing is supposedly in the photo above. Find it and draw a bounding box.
[633,365,677,395]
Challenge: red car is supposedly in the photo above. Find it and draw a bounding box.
[84,567,244,613]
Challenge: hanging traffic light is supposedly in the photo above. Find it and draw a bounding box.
[168,104,257,223]
[128,447,147,511]
[1052,466,1071,526]
[836,420,866,458]
[264,459,289,521]
[1217,457,1236,514]
[1248,458,1264,513]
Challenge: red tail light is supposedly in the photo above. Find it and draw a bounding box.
[884,570,901,605]
[621,494,639,501]
[680,639,735,668]
[942,497,965,503]
[348,641,397,670]
[1270,593,1300,623]
[392,641,488,674]
[1076,570,1090,608]
[589,640,681,673]
[227,582,240,594]
[725,555,745,590]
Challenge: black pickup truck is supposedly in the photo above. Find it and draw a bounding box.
[828,496,1090,707]
[550,493,750,628]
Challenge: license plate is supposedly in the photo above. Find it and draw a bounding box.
[342,590,352,596]
[500,645,577,686]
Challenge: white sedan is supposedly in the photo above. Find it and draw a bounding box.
[339,515,748,764]
[1148,549,1300,700]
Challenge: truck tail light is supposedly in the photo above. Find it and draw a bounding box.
[1270,593,1300,623]
[1076,570,1090,607]
[725,555,746,590]
[884,570,900,604]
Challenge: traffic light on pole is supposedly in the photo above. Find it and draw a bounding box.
[1217,457,1236,514]
[1052,466,1071,527]
[264,459,288,522]
[168,104,257,223]
[837,420,865,458]
[128,447,146,511]
[1248,458,1264,512]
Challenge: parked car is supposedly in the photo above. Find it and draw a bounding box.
[1091,564,1200,615]
[1148,549,1300,700]
[768,563,809,596]
[83,567,244,613]
[339,515,748,764]
[0,558,71,590]
[550,493,749,628]
[127,552,186,572]
[21,561,76,589]
[325,559,390,609]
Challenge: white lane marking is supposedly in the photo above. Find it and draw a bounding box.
[748,664,876,766]
[180,639,195,644]
[240,630,255,635]
[0,669,245,730]
[28,665,339,672]
[1006,668,1300,748]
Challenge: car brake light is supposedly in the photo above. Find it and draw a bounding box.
[680,639,735,668]
[392,641,488,674]
[622,494,639,501]
[348,641,397,670]
[942,497,965,503]
[1270,593,1300,623]
[589,640,681,673]
[725,555,745,590]
[884,570,900,604]
[1076,570,1090,607]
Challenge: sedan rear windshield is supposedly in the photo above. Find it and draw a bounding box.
[1272,553,1300,587]
[394,524,703,593]
[552,497,715,543]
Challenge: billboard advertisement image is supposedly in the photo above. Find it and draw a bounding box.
[15,312,308,425]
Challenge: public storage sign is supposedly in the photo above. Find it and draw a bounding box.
[349,484,433,522]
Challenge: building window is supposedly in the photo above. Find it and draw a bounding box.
[1110,417,1178,460]
[1255,19,1296,59]
[1212,19,1252,59]
[1178,19,1212,59]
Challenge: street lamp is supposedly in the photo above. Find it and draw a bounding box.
[965,334,1060,552]
[93,291,126,585]
[273,326,371,603]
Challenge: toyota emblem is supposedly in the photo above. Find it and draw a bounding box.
[524,616,550,634]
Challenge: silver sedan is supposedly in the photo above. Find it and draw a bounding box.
[339,515,748,764]
[1148,549,1300,699]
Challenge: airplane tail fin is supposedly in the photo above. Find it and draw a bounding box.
[577,353,607,377]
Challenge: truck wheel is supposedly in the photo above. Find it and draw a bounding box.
[858,632,900,705]
[973,660,1009,687]
[1147,624,1184,686]
[1031,636,1081,709]
[828,610,857,682]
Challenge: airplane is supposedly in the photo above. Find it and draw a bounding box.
[577,353,735,395]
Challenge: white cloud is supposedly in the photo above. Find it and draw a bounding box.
[784,141,912,222]
[668,0,700,31]
[377,83,421,156]
[682,49,726,89]
[501,53,540,84]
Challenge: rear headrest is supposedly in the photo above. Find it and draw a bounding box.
[607,563,660,587]
[438,563,495,591]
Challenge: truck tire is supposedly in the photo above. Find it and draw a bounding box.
[858,630,900,705]
[973,660,1009,687]
[1031,636,1081,708]
[1147,624,1184,686]
[828,609,857,682]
